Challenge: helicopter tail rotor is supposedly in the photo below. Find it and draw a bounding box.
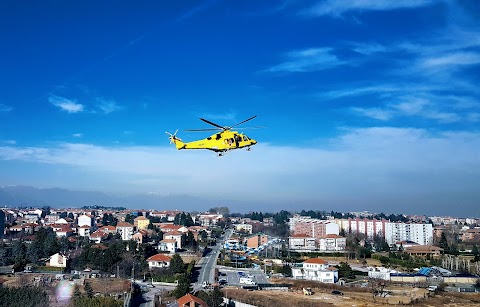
[166,130,184,148]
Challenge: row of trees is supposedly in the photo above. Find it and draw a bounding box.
[0,228,70,269]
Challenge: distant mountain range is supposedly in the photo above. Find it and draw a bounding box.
[0,185,238,211]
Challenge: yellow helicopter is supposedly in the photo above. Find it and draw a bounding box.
[166,116,258,156]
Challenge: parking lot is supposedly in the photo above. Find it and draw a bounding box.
[218,267,270,286]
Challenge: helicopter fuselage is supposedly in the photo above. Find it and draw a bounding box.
[172,130,257,152]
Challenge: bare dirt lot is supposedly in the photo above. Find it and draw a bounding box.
[225,278,480,307]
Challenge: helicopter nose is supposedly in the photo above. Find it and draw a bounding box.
[251,140,257,145]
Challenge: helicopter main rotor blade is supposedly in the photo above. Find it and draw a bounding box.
[184,128,222,132]
[199,118,224,129]
[228,115,257,129]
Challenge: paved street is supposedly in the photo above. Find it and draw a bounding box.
[193,228,233,291]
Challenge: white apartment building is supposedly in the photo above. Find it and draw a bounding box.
[291,258,338,283]
[318,234,346,252]
[333,218,387,239]
[288,234,316,251]
[77,214,93,228]
[116,222,134,241]
[384,222,433,245]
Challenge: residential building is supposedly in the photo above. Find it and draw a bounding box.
[134,216,150,231]
[235,223,253,234]
[132,232,145,244]
[89,230,107,243]
[146,254,172,269]
[44,214,61,225]
[318,234,346,252]
[77,214,93,228]
[333,218,388,239]
[158,239,177,253]
[384,222,433,245]
[116,222,134,241]
[288,234,316,251]
[461,228,480,241]
[177,293,208,307]
[291,258,338,283]
[55,226,73,237]
[246,233,269,249]
[198,213,223,226]
[77,225,91,237]
[49,253,68,268]
[405,245,443,258]
[164,231,183,249]
[289,216,339,239]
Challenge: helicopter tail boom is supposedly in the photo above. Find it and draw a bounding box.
[166,131,186,150]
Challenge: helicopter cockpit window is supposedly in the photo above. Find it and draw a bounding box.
[243,136,249,141]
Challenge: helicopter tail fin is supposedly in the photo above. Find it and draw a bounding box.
[166,131,185,150]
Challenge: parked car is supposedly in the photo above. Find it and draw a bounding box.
[331,290,344,295]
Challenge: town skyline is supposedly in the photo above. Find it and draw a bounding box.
[1,184,479,218]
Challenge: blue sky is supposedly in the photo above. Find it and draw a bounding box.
[1,0,479,216]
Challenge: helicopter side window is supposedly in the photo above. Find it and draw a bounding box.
[243,136,248,141]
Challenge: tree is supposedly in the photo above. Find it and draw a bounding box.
[169,253,186,274]
[368,277,388,302]
[84,281,94,298]
[438,232,449,250]
[172,274,192,299]
[336,262,356,279]
[472,245,479,262]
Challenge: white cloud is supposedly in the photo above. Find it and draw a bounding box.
[351,107,392,121]
[49,95,84,113]
[264,48,343,73]
[0,104,13,112]
[1,140,16,145]
[419,52,480,71]
[96,97,124,114]
[0,127,479,212]
[72,133,83,138]
[304,0,436,17]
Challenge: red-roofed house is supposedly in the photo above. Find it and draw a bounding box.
[177,293,208,307]
[291,258,338,283]
[159,224,182,233]
[89,230,108,243]
[146,254,172,269]
[55,226,73,237]
[98,225,116,234]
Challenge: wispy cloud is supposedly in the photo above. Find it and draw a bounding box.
[418,52,480,71]
[49,95,84,113]
[1,140,16,145]
[263,48,344,73]
[303,0,436,17]
[0,104,13,112]
[72,133,83,138]
[95,97,124,114]
[351,107,393,121]
[351,94,473,123]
